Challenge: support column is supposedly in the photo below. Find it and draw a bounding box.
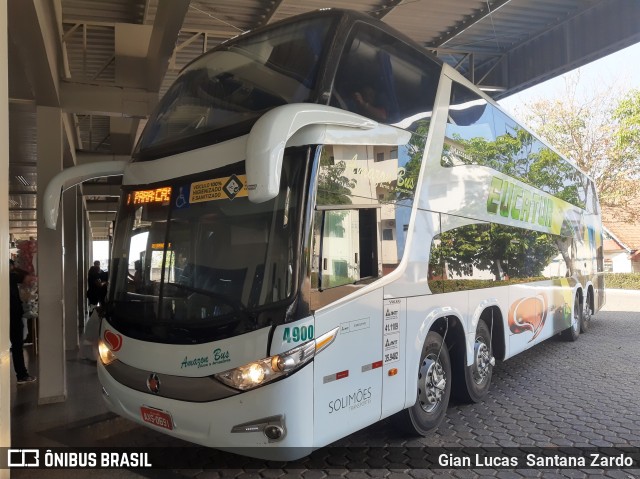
[36,106,66,404]
[84,210,92,316]
[77,193,86,327]
[63,186,79,350]
[1,0,12,468]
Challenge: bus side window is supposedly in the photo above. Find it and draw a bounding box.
[444,81,588,211]
[429,219,574,294]
[310,208,380,310]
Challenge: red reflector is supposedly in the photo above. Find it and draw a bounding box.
[372,361,383,369]
[388,368,398,376]
[336,370,349,380]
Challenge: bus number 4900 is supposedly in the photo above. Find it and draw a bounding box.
[283,325,314,343]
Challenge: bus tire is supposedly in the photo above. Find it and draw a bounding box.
[581,291,592,333]
[560,295,581,342]
[453,320,493,403]
[392,331,451,435]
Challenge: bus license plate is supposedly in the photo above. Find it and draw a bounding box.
[141,406,173,430]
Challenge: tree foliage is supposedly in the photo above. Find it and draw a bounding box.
[316,148,355,206]
[519,74,640,212]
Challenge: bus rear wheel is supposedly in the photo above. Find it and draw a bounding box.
[581,292,592,333]
[560,295,581,342]
[453,320,494,403]
[392,331,451,435]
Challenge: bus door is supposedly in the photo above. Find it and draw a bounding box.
[310,207,384,446]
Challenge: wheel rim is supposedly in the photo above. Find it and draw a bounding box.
[584,299,592,324]
[418,354,446,413]
[472,336,492,385]
[572,300,580,333]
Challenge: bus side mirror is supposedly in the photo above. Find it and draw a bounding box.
[43,160,127,229]
[246,104,378,203]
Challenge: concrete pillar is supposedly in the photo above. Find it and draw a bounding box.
[77,193,85,327]
[63,187,79,350]
[84,210,92,316]
[1,0,12,469]
[36,106,66,404]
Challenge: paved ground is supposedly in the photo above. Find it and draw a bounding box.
[10,290,640,478]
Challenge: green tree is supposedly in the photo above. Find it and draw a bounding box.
[521,75,640,212]
[441,124,575,276]
[432,224,558,282]
[394,119,429,201]
[316,147,356,206]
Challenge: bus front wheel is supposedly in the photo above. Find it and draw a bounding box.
[392,331,451,435]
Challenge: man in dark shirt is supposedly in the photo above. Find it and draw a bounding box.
[9,259,36,384]
[87,260,107,307]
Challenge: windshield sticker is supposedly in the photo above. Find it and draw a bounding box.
[189,174,248,204]
[174,186,189,209]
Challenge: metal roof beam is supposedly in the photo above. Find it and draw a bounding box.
[88,212,116,222]
[60,82,158,117]
[8,0,62,106]
[429,0,513,48]
[146,0,191,91]
[86,201,119,212]
[371,0,405,20]
[76,152,131,164]
[109,117,140,155]
[489,0,640,99]
[256,0,286,28]
[81,184,121,197]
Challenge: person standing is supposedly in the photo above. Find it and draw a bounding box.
[9,259,36,384]
[87,260,107,308]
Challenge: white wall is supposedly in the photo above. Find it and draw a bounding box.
[605,251,632,273]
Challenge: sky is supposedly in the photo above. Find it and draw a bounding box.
[498,41,640,119]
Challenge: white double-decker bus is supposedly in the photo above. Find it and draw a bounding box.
[45,9,604,459]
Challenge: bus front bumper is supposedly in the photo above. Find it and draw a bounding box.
[97,361,314,460]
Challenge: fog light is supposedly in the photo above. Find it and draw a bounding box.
[264,425,284,440]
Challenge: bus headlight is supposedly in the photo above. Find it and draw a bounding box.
[215,326,338,391]
[98,339,117,365]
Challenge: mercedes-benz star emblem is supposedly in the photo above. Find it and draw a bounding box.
[147,373,161,394]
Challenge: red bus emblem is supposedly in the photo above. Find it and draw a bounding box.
[104,330,123,352]
[147,373,161,394]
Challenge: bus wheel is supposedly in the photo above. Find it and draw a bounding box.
[392,331,451,435]
[581,292,592,333]
[453,320,494,403]
[560,295,581,342]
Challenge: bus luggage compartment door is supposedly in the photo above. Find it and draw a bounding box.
[312,288,383,446]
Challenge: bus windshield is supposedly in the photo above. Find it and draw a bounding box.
[135,17,333,159]
[107,152,308,344]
